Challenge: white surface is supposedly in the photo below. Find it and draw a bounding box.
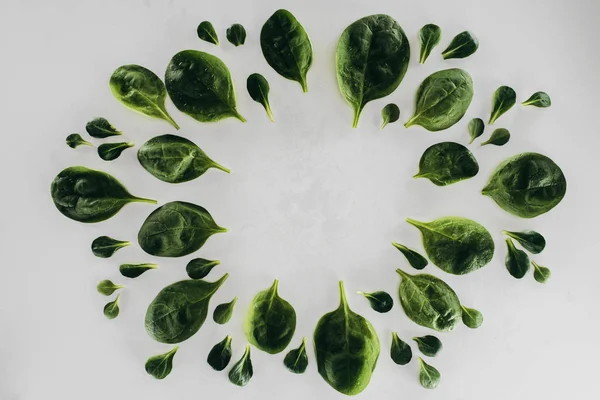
[1,0,598,399]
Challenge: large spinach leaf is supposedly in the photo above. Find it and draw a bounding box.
[414,142,479,186]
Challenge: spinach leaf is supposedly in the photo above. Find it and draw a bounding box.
[468,118,485,144]
[283,337,308,374]
[419,24,441,64]
[228,345,253,387]
[357,290,393,313]
[381,103,400,129]
[396,269,461,332]
[244,279,296,354]
[246,73,275,122]
[91,236,130,258]
[404,69,473,131]
[103,294,121,319]
[119,263,158,278]
[336,14,410,128]
[481,128,510,146]
[51,166,156,223]
[489,86,516,124]
[145,347,178,379]
[418,357,441,389]
[197,21,219,45]
[392,242,428,270]
[406,217,494,275]
[86,117,122,138]
[138,134,230,183]
[441,31,478,59]
[505,238,530,279]
[532,261,551,284]
[226,24,246,46]
[502,230,546,254]
[97,279,124,296]
[390,332,412,365]
[314,281,380,395]
[98,141,134,161]
[207,335,232,371]
[522,91,551,108]
[461,305,483,329]
[213,297,238,325]
[109,65,179,129]
[186,258,220,280]
[138,201,227,257]
[66,134,92,148]
[260,9,313,92]
[145,273,229,344]
[413,335,442,357]
[414,142,479,186]
[482,152,567,218]
[165,50,246,123]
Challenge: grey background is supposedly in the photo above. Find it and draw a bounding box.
[1,0,598,399]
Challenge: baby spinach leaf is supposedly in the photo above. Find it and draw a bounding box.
[481,128,510,146]
[390,332,412,365]
[207,335,232,371]
[244,279,296,354]
[336,14,410,128]
[197,21,219,45]
[138,201,227,258]
[419,24,441,64]
[283,337,308,374]
[406,217,494,275]
[357,290,393,313]
[381,103,400,129]
[165,50,246,123]
[396,269,461,332]
[66,134,92,148]
[51,166,156,223]
[186,258,220,280]
[260,9,313,92]
[505,238,530,279]
[532,261,551,284]
[86,117,122,138]
[103,294,121,319]
[522,91,551,108]
[97,280,124,296]
[213,297,238,325]
[109,65,179,129]
[228,345,253,387]
[119,263,158,278]
[145,346,178,379]
[314,281,380,396]
[460,305,483,329]
[145,273,229,344]
[404,69,473,131]
[98,141,134,161]
[413,335,442,357]
[441,31,478,60]
[482,152,567,218]
[247,73,275,122]
[468,118,485,144]
[392,242,428,270]
[418,357,441,389]
[414,142,479,186]
[138,134,230,184]
[226,24,246,46]
[91,236,130,258]
[489,86,516,124]
[502,230,546,254]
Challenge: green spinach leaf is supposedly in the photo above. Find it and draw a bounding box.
[247,73,275,122]
[86,117,122,138]
[357,290,393,313]
[91,236,130,258]
[197,21,219,45]
[381,103,400,129]
[186,258,220,280]
[481,128,510,146]
[419,24,441,64]
[418,357,441,389]
[226,24,246,46]
[119,263,158,278]
[414,142,479,186]
[460,305,483,329]
[103,294,120,319]
[522,91,551,108]
[502,230,546,254]
[390,332,412,365]
[404,69,473,131]
[532,261,551,283]
[145,347,178,379]
[213,297,238,325]
[441,31,478,59]
[98,141,134,161]
[336,14,410,128]
[66,134,92,148]
[283,337,308,374]
[413,335,442,357]
[489,86,516,124]
[505,238,530,279]
[468,118,485,144]
[97,279,124,296]
[392,242,428,270]
[228,345,253,387]
[207,335,232,371]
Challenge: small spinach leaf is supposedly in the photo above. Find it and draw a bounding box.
[418,357,441,389]
[213,297,238,325]
[392,242,428,270]
[226,24,246,46]
[414,142,479,186]
[502,230,546,254]
[419,24,442,64]
[97,280,124,296]
[390,332,412,365]
[381,103,400,129]
[357,290,393,313]
[91,236,130,258]
[468,118,485,144]
[441,31,478,60]
[197,21,218,45]
[103,294,120,319]
[86,117,122,138]
[207,335,232,371]
[283,337,308,374]
[461,305,484,329]
[66,134,92,148]
[228,345,253,387]
[186,258,220,280]
[413,335,442,357]
[119,263,158,278]
[481,128,510,146]
[145,346,178,379]
[532,261,551,283]
[489,86,516,124]
[505,238,530,279]
[98,141,134,161]
[247,73,275,122]
[522,91,551,108]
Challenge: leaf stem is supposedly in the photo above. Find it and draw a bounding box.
[404,115,418,128]
[338,280,349,310]
[212,162,231,174]
[300,78,308,93]
[131,197,158,204]
[264,103,275,122]
[233,110,247,123]
[352,109,361,128]
[406,217,425,229]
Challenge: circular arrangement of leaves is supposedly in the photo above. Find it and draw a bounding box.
[52,10,565,395]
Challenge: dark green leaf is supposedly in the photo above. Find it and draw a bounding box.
[390,332,412,365]
[213,297,238,325]
[98,141,134,161]
[418,357,441,389]
[207,335,232,371]
[91,236,130,258]
[119,263,158,278]
[283,337,308,374]
[145,274,229,344]
[247,73,274,122]
[103,294,121,319]
[505,238,530,279]
[85,117,122,138]
[97,279,124,296]
[522,91,551,108]
[419,24,441,64]
[482,152,567,218]
[381,103,400,129]
[336,14,410,128]
[392,242,428,270]
[489,86,516,124]
[413,335,442,357]
[197,21,218,45]
[228,345,253,387]
[314,281,380,395]
[481,128,510,146]
[468,118,485,144]
[226,24,246,46]
[502,230,546,254]
[441,31,478,60]
[532,261,551,283]
[145,346,178,379]
[414,142,479,186]
[357,290,393,313]
[186,258,220,280]
[461,305,484,329]
[66,134,93,148]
